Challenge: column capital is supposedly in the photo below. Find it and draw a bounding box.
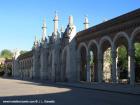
[128,48,135,58]
[112,50,117,58]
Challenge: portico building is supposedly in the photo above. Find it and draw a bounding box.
[12,9,140,85]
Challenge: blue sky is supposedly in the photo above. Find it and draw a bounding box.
[0,0,139,52]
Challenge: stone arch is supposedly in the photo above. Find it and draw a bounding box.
[131,27,140,42]
[77,42,88,81]
[88,40,99,51]
[99,36,113,50]
[130,27,140,83]
[99,36,113,83]
[88,40,99,82]
[77,42,88,56]
[113,32,130,83]
[113,32,130,49]
[61,46,70,82]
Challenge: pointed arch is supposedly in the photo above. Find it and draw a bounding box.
[77,42,88,81]
[61,46,70,82]
[99,36,113,83]
[113,31,130,84]
[130,27,140,83]
[88,40,99,82]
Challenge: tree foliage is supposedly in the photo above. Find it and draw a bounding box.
[117,46,128,70]
[0,64,5,76]
[0,49,13,59]
[135,43,140,61]
[20,50,27,55]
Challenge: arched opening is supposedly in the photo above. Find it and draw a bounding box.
[114,35,129,84]
[88,42,98,82]
[100,39,112,83]
[134,43,140,83]
[117,46,128,82]
[132,29,140,83]
[80,46,87,81]
[103,47,112,83]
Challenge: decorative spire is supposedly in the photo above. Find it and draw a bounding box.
[66,15,76,42]
[53,11,59,35]
[60,26,64,38]
[69,15,73,26]
[54,11,58,21]
[84,16,89,29]
[42,17,47,41]
[35,35,37,43]
[60,26,64,33]
[34,35,38,48]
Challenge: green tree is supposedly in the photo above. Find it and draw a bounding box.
[135,43,140,61]
[20,50,27,55]
[0,64,5,76]
[118,46,128,70]
[0,49,13,59]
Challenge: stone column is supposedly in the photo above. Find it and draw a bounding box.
[86,54,91,82]
[40,47,46,80]
[77,55,81,82]
[128,45,135,85]
[98,53,103,83]
[116,48,119,83]
[111,49,117,83]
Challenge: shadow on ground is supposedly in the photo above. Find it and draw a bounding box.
[0,77,140,105]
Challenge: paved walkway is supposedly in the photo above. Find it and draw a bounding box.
[0,78,140,105]
[0,78,71,97]
[56,81,140,95]
[20,78,140,95]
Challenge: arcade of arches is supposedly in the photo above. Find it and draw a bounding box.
[76,9,140,85]
[11,9,140,86]
[77,29,140,85]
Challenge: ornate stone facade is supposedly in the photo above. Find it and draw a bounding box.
[12,9,140,85]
